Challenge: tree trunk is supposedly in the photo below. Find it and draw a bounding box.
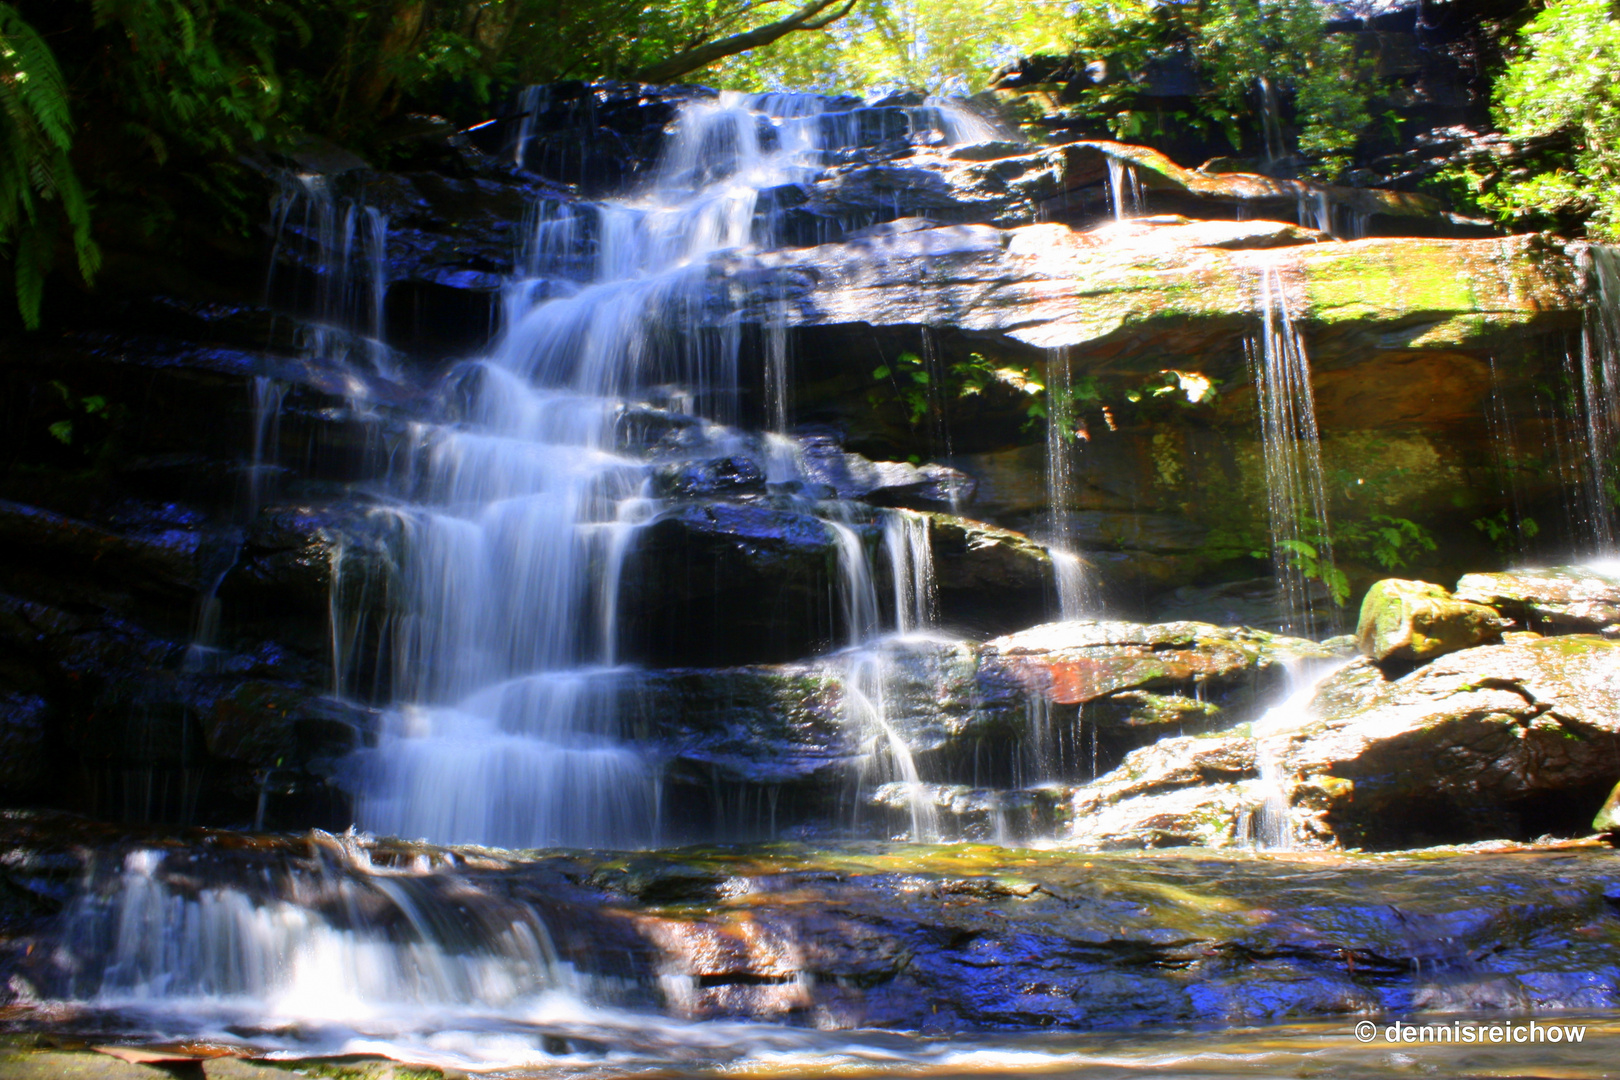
[353,0,429,119]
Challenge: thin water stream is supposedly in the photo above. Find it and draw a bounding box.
[1248,261,1337,636]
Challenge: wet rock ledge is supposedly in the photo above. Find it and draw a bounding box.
[0,818,1617,1040]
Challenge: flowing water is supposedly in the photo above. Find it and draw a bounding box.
[1044,346,1089,617]
[1575,243,1620,557]
[341,92,1012,851]
[16,833,1618,1076]
[1242,658,1351,851]
[268,174,394,380]
[1104,156,1143,221]
[1248,262,1337,636]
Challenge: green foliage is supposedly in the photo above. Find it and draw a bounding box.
[44,378,126,464]
[1194,0,1372,179]
[1063,0,1382,181]
[868,350,935,426]
[3,0,885,318]
[714,0,1076,95]
[1333,513,1438,572]
[88,0,286,159]
[1486,0,1620,236]
[0,2,98,327]
[1473,507,1540,553]
[1274,536,1350,606]
[1252,513,1434,608]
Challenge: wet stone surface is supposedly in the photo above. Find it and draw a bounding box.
[0,818,1617,1043]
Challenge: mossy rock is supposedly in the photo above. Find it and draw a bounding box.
[1355,578,1508,663]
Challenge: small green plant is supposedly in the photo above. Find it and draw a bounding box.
[46,380,112,445]
[1335,514,1439,572]
[868,351,934,428]
[1268,536,1351,606]
[1244,512,1436,607]
[45,380,126,467]
[1472,508,1541,554]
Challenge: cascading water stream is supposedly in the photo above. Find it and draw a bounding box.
[829,504,946,842]
[268,174,394,379]
[351,92,993,850]
[1249,262,1337,637]
[1242,658,1351,851]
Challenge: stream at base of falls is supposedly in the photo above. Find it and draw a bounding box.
[3,815,1617,1078]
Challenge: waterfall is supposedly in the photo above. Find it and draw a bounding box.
[245,374,286,515]
[268,174,394,379]
[1575,244,1620,557]
[1243,659,1350,851]
[1257,75,1285,170]
[1045,346,1088,617]
[349,91,986,850]
[50,843,620,1051]
[884,509,937,633]
[1105,156,1143,221]
[829,504,945,842]
[1482,354,1542,561]
[1250,263,1336,636]
[1296,190,1332,235]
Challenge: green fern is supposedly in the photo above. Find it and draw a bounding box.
[0,1,98,328]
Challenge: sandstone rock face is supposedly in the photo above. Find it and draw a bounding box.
[1269,637,1620,848]
[741,220,1577,361]
[982,619,1332,709]
[1454,566,1620,633]
[1595,780,1620,833]
[1355,578,1508,662]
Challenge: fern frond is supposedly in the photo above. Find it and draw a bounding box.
[0,2,75,150]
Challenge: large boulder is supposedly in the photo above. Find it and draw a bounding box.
[977,620,1336,785]
[1068,733,1259,849]
[1268,636,1620,848]
[1454,566,1620,634]
[1355,578,1507,663]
